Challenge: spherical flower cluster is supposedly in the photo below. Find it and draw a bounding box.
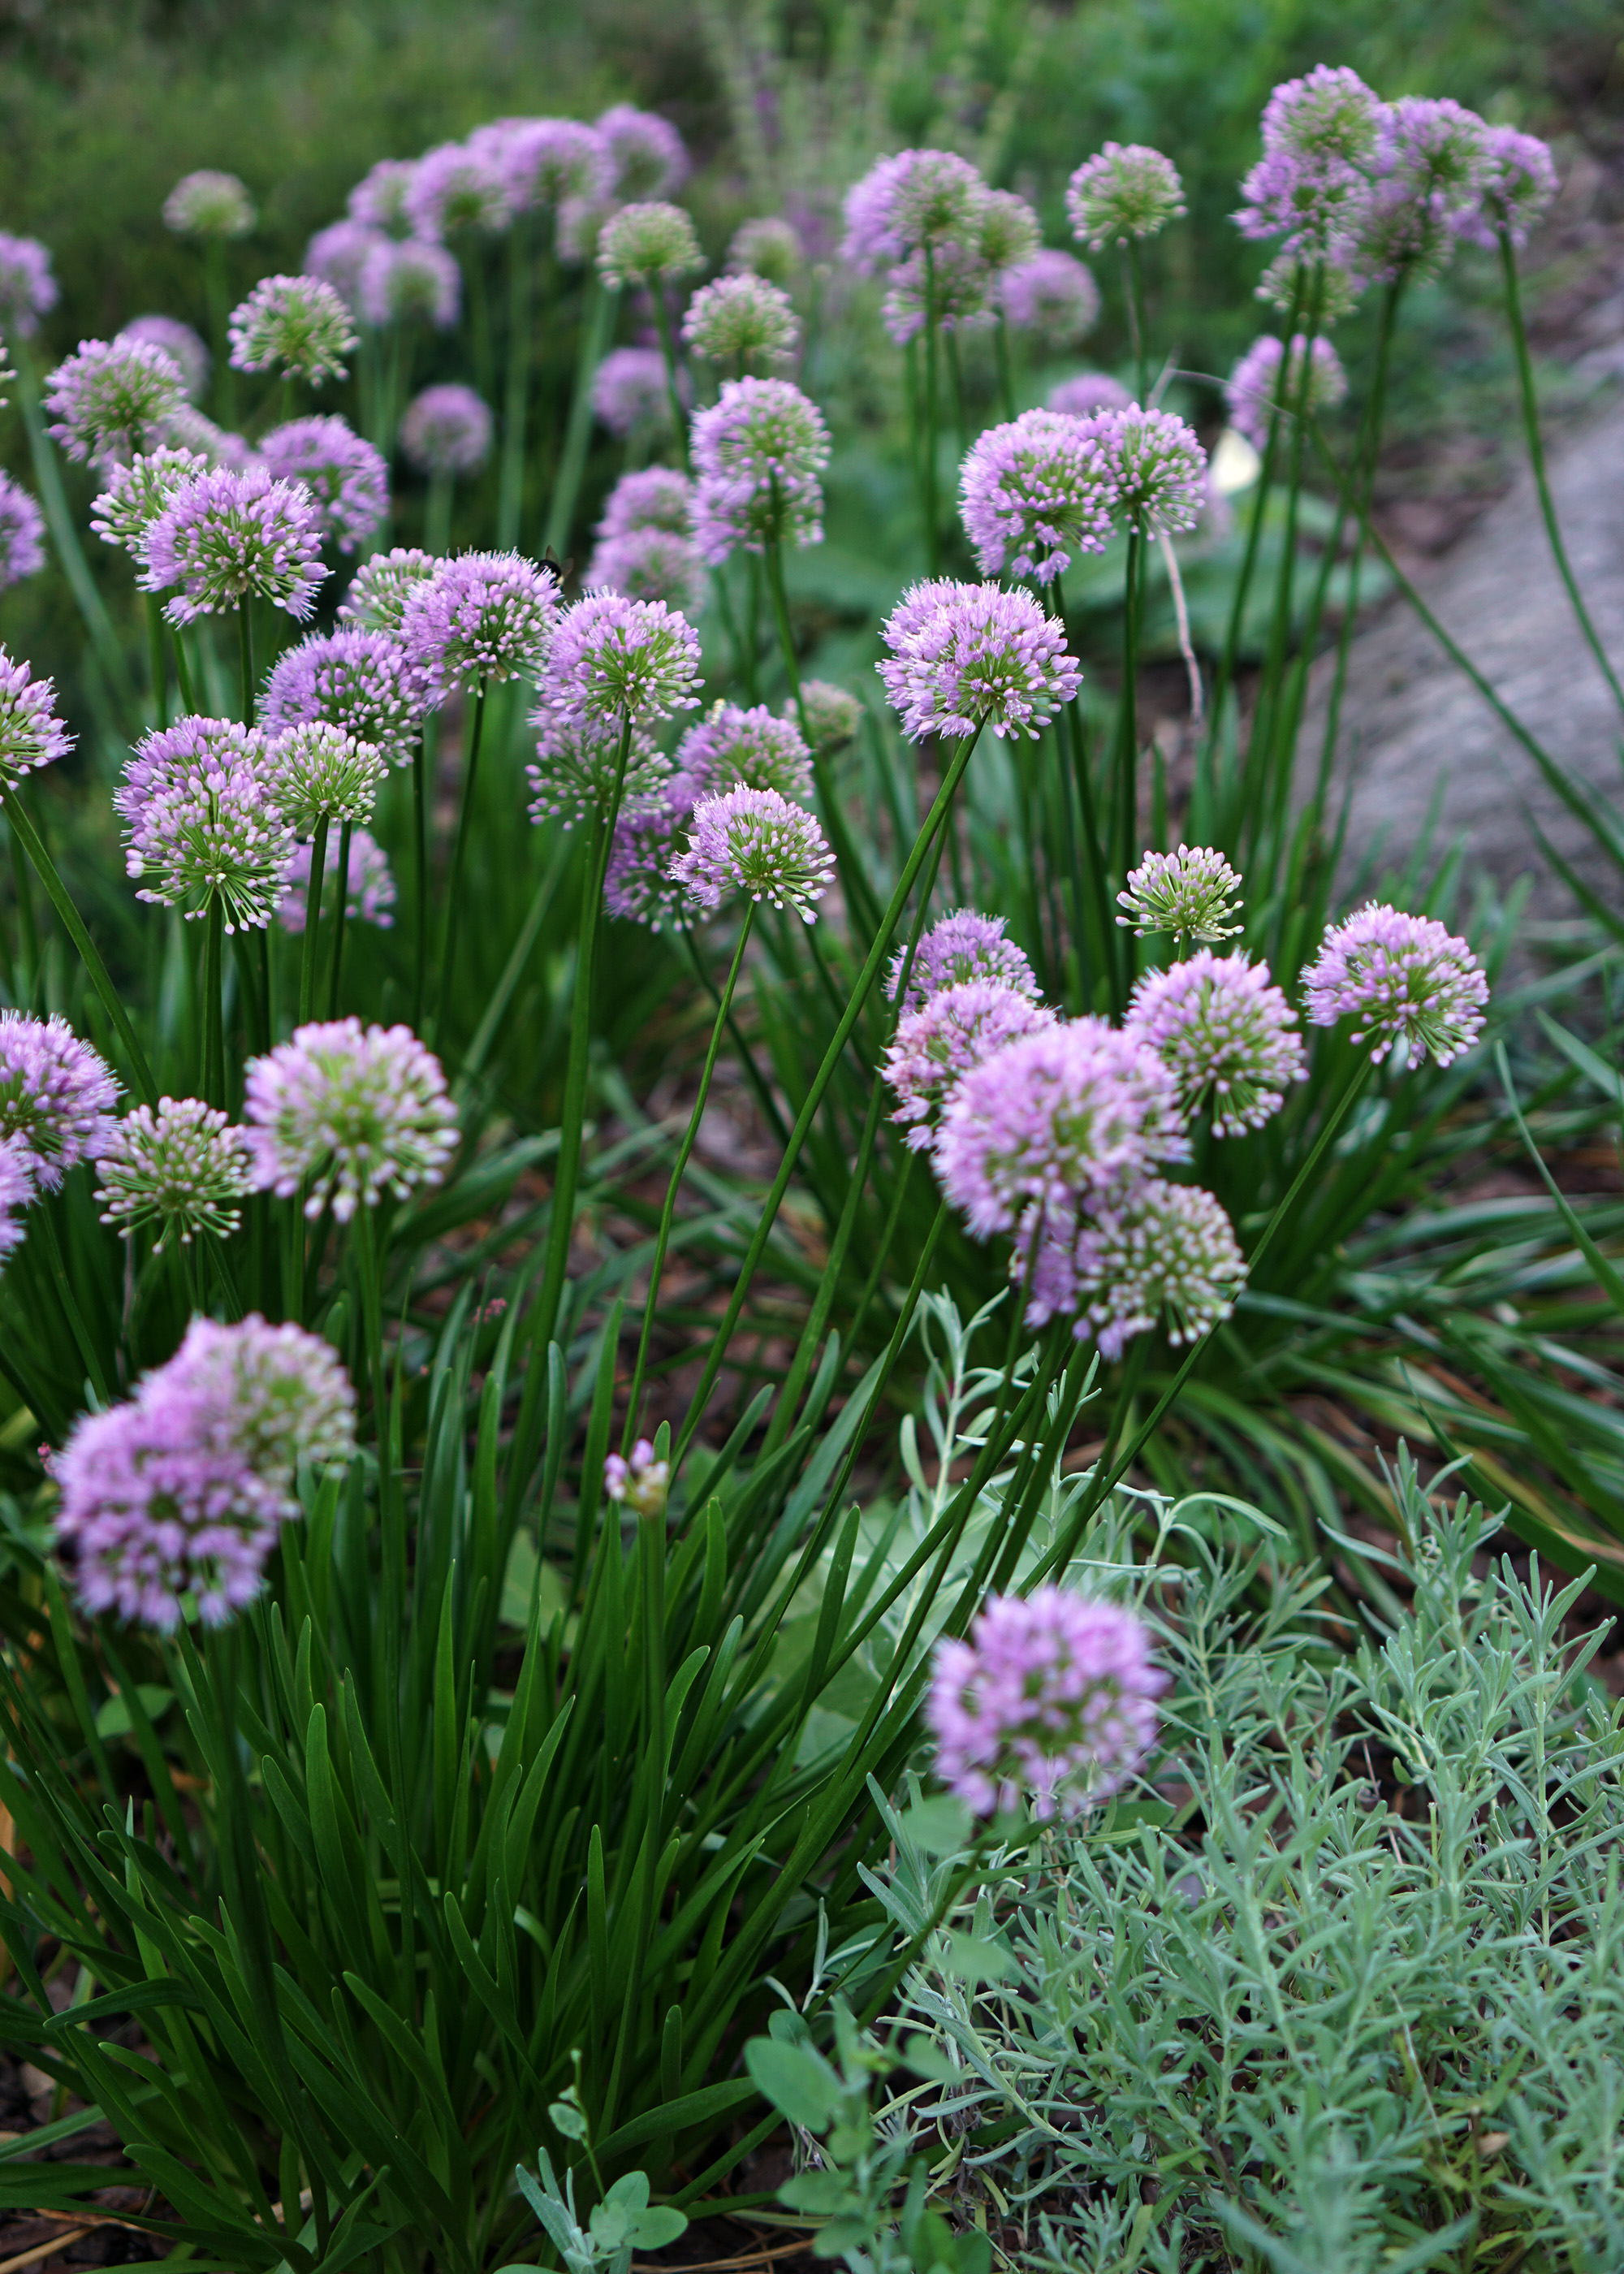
[1047,372,1132,418]
[1066,145,1185,249]
[840,149,987,274]
[586,525,707,614]
[1235,67,1382,257]
[0,1139,32,1264]
[671,784,834,923]
[278,828,395,933]
[244,1018,457,1221]
[0,234,58,339]
[305,219,385,312]
[958,408,1116,586]
[1030,1179,1247,1355]
[998,250,1100,350]
[539,592,702,729]
[881,239,995,346]
[163,171,256,240]
[1125,951,1305,1136]
[596,466,693,539]
[259,417,389,554]
[888,906,1039,1014]
[117,316,209,401]
[691,376,832,562]
[681,274,800,369]
[598,104,689,200]
[265,722,384,832]
[673,701,811,799]
[1350,97,1490,284]
[142,465,326,625]
[603,789,696,928]
[1456,125,1558,249]
[261,627,421,767]
[404,141,514,240]
[978,190,1044,278]
[597,201,703,288]
[928,1589,1164,1818]
[0,474,45,591]
[0,1014,119,1191]
[604,1437,669,1518]
[0,649,73,790]
[1118,844,1244,943]
[398,551,560,698]
[883,980,1056,1153]
[339,546,437,633]
[123,740,293,934]
[348,158,419,235]
[400,383,493,478]
[1224,332,1347,449]
[879,580,1081,743]
[1100,406,1207,536]
[117,714,267,830]
[1252,253,1360,325]
[494,118,611,211]
[45,338,188,467]
[799,679,862,755]
[1302,903,1488,1066]
[228,275,357,387]
[591,347,676,438]
[95,1096,253,1247]
[169,1312,358,1473]
[529,714,667,834]
[358,236,461,331]
[728,215,803,286]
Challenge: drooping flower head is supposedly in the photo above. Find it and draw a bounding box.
[728,215,804,287]
[123,733,293,934]
[682,274,800,370]
[798,680,862,756]
[348,158,419,235]
[0,1139,32,1264]
[261,627,423,767]
[604,1437,669,1518]
[999,250,1100,350]
[1302,903,1488,1066]
[398,551,561,699]
[0,474,44,590]
[1453,124,1558,250]
[1028,1178,1246,1356]
[0,1014,119,1191]
[400,384,493,478]
[883,980,1057,1153]
[1099,406,1207,536]
[840,149,987,273]
[1118,845,1244,944]
[1224,333,1347,449]
[691,376,831,562]
[358,237,461,331]
[45,338,188,466]
[0,234,58,339]
[1125,951,1306,1135]
[538,592,702,728]
[597,201,704,288]
[117,315,209,402]
[265,722,384,832]
[527,717,667,833]
[404,141,515,240]
[244,1018,458,1221]
[278,828,395,933]
[142,465,326,625]
[95,1096,254,1247]
[228,275,357,387]
[959,408,1116,586]
[164,171,256,240]
[591,347,676,438]
[672,701,811,800]
[492,119,611,211]
[671,784,834,923]
[1066,145,1185,249]
[260,417,389,554]
[585,525,707,614]
[597,104,689,200]
[929,1589,1165,1818]
[879,581,1082,743]
[888,906,1039,1014]
[339,545,436,633]
[0,649,73,789]
[304,219,387,312]
[1047,372,1132,418]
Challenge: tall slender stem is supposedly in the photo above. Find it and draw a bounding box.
[994,312,1017,422]
[37,1209,108,1404]
[299,817,330,1029]
[437,684,487,1035]
[1124,240,1148,405]
[145,595,170,732]
[650,289,689,471]
[203,897,226,1109]
[497,219,534,551]
[326,819,354,1019]
[922,248,939,573]
[238,603,254,724]
[1115,527,1142,994]
[544,276,619,562]
[425,472,454,560]
[411,724,431,1032]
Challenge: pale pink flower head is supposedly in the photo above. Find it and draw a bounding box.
[122,735,293,934]
[278,828,395,934]
[539,591,702,729]
[596,201,702,289]
[883,980,1056,1152]
[358,237,461,331]
[690,377,830,562]
[400,383,492,478]
[592,347,677,439]
[672,701,811,801]
[888,906,1039,1014]
[244,1018,457,1221]
[1118,844,1243,944]
[597,105,689,201]
[165,1312,357,1474]
[839,149,987,274]
[998,249,1100,351]
[596,467,693,543]
[682,274,800,370]
[0,469,41,585]
[1047,372,1132,418]
[348,158,420,236]
[1125,950,1306,1136]
[1302,902,1488,1066]
[261,627,423,768]
[0,234,58,339]
[585,525,706,615]
[958,407,1116,585]
[878,580,1081,742]
[339,546,437,633]
[140,465,326,625]
[228,275,357,387]
[45,337,188,467]
[1224,333,1346,448]
[117,315,209,402]
[404,141,514,240]
[0,648,73,790]
[304,219,387,313]
[881,239,993,345]
[671,784,834,923]
[398,550,561,699]
[1026,1178,1246,1355]
[1066,145,1184,249]
[526,716,668,834]
[604,1437,668,1517]
[164,171,256,240]
[728,215,803,287]
[0,1013,119,1191]
[491,119,611,212]
[95,1096,253,1247]
[0,1138,32,1262]
[1098,406,1207,536]
[1454,125,1558,250]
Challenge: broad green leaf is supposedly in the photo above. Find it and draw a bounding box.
[743,2038,841,2130]
[897,1796,971,1855]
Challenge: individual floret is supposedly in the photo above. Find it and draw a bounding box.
[603,1437,669,1518]
[244,1018,458,1221]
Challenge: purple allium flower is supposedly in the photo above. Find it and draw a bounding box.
[261,626,422,767]
[604,1436,669,1515]
[539,591,702,729]
[959,408,1116,586]
[999,250,1100,351]
[117,714,266,830]
[527,716,667,833]
[596,466,693,541]
[490,118,610,212]
[928,1587,1164,1818]
[400,383,493,478]
[597,201,703,288]
[0,1138,32,1263]
[881,239,995,345]
[672,700,811,799]
[0,234,58,339]
[671,783,834,922]
[1066,145,1185,249]
[1262,66,1383,166]
[1125,950,1305,1135]
[0,474,45,590]
[979,190,1044,277]
[142,465,326,625]
[603,787,694,927]
[304,219,387,312]
[1099,406,1207,536]
[348,158,419,236]
[163,170,256,240]
[165,1312,358,1472]
[95,1096,253,1247]
[278,827,395,933]
[888,907,1039,1014]
[682,273,799,369]
[45,338,188,468]
[227,275,357,387]
[123,737,293,933]
[259,416,389,554]
[0,1014,119,1191]
[1117,844,1243,943]
[935,1018,1186,1239]
[116,315,209,402]
[405,141,514,241]
[591,347,676,438]
[597,104,689,201]
[265,721,384,832]
[585,525,708,614]
[1046,372,1133,418]
[0,648,73,789]
[398,550,561,698]
[1224,332,1347,449]
[1302,902,1489,1066]
[1346,98,1490,284]
[691,376,830,562]
[339,545,437,633]
[162,404,263,473]
[728,215,803,286]
[555,195,615,267]
[883,979,1056,1153]
[358,236,461,330]
[244,1018,457,1221]
[1455,125,1558,249]
[878,580,1082,743]
[798,679,862,755]
[840,149,987,274]
[1235,70,1382,257]
[1027,1178,1246,1355]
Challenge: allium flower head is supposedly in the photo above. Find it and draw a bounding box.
[884,980,1056,1152]
[592,347,676,438]
[935,1017,1186,1239]
[878,580,1081,743]
[45,338,188,467]
[339,545,436,633]
[0,474,44,590]
[0,235,58,339]
[882,239,994,344]
[95,1096,253,1247]
[164,171,256,240]
[978,190,1043,277]
[673,700,811,800]
[585,525,707,614]
[123,739,293,933]
[358,236,461,331]
[404,141,515,240]
[597,104,689,201]
[162,405,262,475]
[840,149,987,273]
[265,721,384,832]
[1066,145,1185,249]
[597,466,693,541]
[692,376,831,561]
[672,784,834,922]
[117,315,209,401]
[348,158,419,235]
[1345,98,1490,284]
[399,550,561,698]
[999,249,1100,350]
[260,416,389,554]
[244,1018,457,1221]
[493,119,611,211]
[304,219,387,312]
[278,828,395,932]
[888,906,1039,1014]
[117,714,267,829]
[604,788,695,928]
[1126,950,1306,1135]
[798,680,862,755]
[1454,125,1558,250]
[728,215,803,286]
[261,627,423,767]
[538,591,702,728]
[1224,332,1347,448]
[228,275,357,387]
[929,1588,1164,1818]
[1099,406,1206,535]
[142,465,326,625]
[959,407,1116,585]
[526,716,667,832]
[0,1014,119,1191]
[0,1139,32,1263]
[166,1312,357,1474]
[1118,844,1243,943]
[0,649,73,790]
[604,1437,669,1517]
[1047,372,1132,418]
[1030,1178,1246,1355]
[682,273,800,368]
[400,383,493,478]
[597,201,703,287]
[1263,67,1382,166]
[1302,903,1488,1066]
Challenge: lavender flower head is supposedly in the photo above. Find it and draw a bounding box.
[1349,98,1489,284]
[878,581,1082,743]
[164,170,256,240]
[162,405,262,474]
[1302,903,1488,1066]
[692,376,831,562]
[348,158,418,235]
[165,1312,357,1473]
[597,201,703,288]
[0,1014,119,1191]
[0,648,73,790]
[1224,332,1347,449]
[228,275,357,387]
[1066,145,1185,249]
[597,105,689,201]
[358,237,461,331]
[0,1139,32,1264]
[539,592,702,728]
[1235,67,1381,256]
[278,828,395,933]
[585,525,706,614]
[597,466,693,541]
[339,545,436,633]
[404,141,514,240]
[728,216,803,287]
[0,235,58,339]
[493,119,611,212]
[244,1018,457,1221]
[123,733,293,933]
[304,219,387,312]
[260,417,388,554]
[1454,125,1558,250]
[978,191,1044,279]
[1125,950,1305,1135]
[682,274,800,370]
[117,714,266,830]
[674,701,811,799]
[45,338,188,467]
[1118,844,1244,943]
[888,907,1039,1014]
[1030,1178,1246,1355]
[1099,406,1207,536]
[959,408,1116,586]
[261,627,422,767]
[999,250,1100,351]
[398,551,561,699]
[400,384,493,478]
[603,789,694,928]
[0,478,45,592]
[142,465,326,625]
[928,1589,1164,1818]
[265,721,384,832]
[604,1437,669,1518]
[798,680,862,755]
[840,149,987,273]
[527,717,667,834]
[95,1096,253,1247]
[1261,66,1383,166]
[117,315,209,402]
[881,240,994,346]
[671,784,834,923]
[883,980,1056,1153]
[592,347,676,438]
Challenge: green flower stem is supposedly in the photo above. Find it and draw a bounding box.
[544,276,619,562]
[620,906,756,1456]
[171,625,198,715]
[37,1208,109,1405]
[1,789,157,1103]
[944,326,969,458]
[326,817,354,1019]
[921,249,940,574]
[5,812,38,996]
[298,813,329,1028]
[203,897,226,1108]
[1114,526,1143,996]
[205,240,235,427]
[12,346,135,715]
[238,602,254,725]
[1125,239,1149,406]
[230,927,267,1064]
[411,720,432,1032]
[425,471,454,560]
[436,683,488,1038]
[994,311,1017,422]
[497,218,535,551]
[650,287,689,472]
[145,595,170,732]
